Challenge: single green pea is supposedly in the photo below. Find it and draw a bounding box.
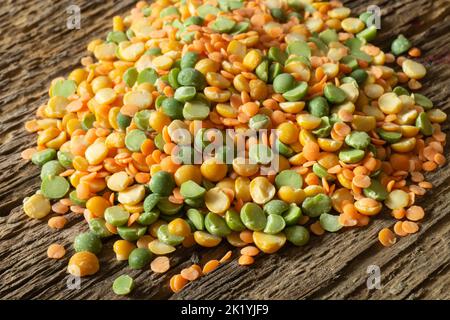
[154,133,165,152]
[113,275,134,296]
[287,40,311,57]
[319,213,343,232]
[104,206,130,227]
[128,248,152,269]
[181,51,199,69]
[282,82,308,102]
[340,56,358,70]
[319,28,338,44]
[249,114,271,130]
[143,194,160,213]
[272,73,296,94]
[393,86,409,96]
[57,151,74,168]
[185,197,205,209]
[357,25,377,42]
[107,31,128,44]
[126,29,135,40]
[312,116,332,138]
[69,190,86,207]
[32,148,56,166]
[138,209,160,226]
[349,69,368,85]
[219,0,244,11]
[240,203,267,231]
[269,62,283,83]
[359,12,374,26]
[376,128,402,144]
[187,208,205,231]
[413,94,433,110]
[274,139,295,157]
[159,6,180,18]
[161,97,184,119]
[363,179,388,201]
[416,112,434,136]
[302,194,332,218]
[391,34,412,56]
[275,170,303,189]
[117,112,132,130]
[312,163,334,180]
[263,200,289,216]
[308,96,329,117]
[205,212,231,237]
[255,60,269,82]
[249,144,273,165]
[264,214,286,234]
[324,84,347,104]
[268,47,287,64]
[51,79,77,98]
[137,68,158,85]
[41,176,69,199]
[133,110,151,130]
[231,21,250,35]
[285,225,310,246]
[116,225,147,241]
[173,145,195,165]
[81,113,95,130]
[168,68,181,89]
[174,86,196,102]
[123,67,138,87]
[40,160,65,180]
[89,218,114,238]
[224,209,245,232]
[177,68,206,90]
[282,204,302,226]
[150,171,176,197]
[184,16,204,27]
[211,17,236,33]
[180,180,206,199]
[157,224,184,246]
[345,131,371,150]
[157,197,183,215]
[125,129,147,152]
[339,149,365,164]
[183,100,210,120]
[146,47,162,56]
[270,7,287,22]
[142,6,152,17]
[74,232,102,254]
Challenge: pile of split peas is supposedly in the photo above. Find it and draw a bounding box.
[21,0,447,295]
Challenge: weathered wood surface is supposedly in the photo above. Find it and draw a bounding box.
[0,0,449,300]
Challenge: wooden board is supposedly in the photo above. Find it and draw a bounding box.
[0,0,449,300]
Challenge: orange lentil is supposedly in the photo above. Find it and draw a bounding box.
[47,243,66,259]
[310,221,325,236]
[240,246,260,257]
[238,255,255,266]
[393,222,408,237]
[402,221,419,234]
[406,206,425,221]
[202,259,220,274]
[378,228,396,247]
[48,216,68,229]
[239,230,254,244]
[169,274,188,293]
[219,250,233,263]
[181,266,201,281]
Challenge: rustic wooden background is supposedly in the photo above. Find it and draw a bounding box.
[0,0,449,300]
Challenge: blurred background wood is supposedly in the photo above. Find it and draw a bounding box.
[0,0,449,299]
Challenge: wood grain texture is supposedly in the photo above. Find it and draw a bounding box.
[0,0,449,300]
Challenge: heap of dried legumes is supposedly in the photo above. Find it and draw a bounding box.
[21,0,447,295]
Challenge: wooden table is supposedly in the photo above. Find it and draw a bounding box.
[0,0,449,300]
